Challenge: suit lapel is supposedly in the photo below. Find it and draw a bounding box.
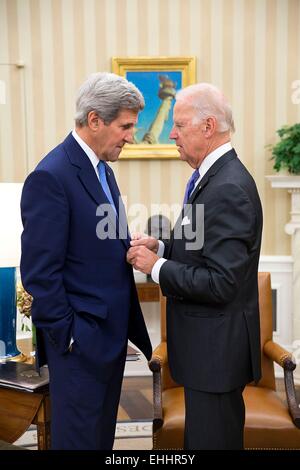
[63,133,103,205]
[167,149,238,256]
[63,133,129,249]
[189,149,237,206]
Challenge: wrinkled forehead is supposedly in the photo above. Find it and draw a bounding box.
[114,108,139,124]
[173,101,195,122]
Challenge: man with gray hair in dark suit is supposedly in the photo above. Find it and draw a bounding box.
[21,72,152,450]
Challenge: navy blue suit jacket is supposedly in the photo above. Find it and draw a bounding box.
[20,133,152,375]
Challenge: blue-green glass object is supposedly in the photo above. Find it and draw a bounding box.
[0,267,21,358]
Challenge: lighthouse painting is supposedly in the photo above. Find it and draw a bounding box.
[111,57,196,159]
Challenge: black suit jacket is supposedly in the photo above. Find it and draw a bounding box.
[160,149,263,393]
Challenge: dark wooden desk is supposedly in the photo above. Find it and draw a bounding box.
[136,281,160,302]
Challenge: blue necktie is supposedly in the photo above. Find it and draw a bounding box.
[183,168,200,205]
[97,161,117,214]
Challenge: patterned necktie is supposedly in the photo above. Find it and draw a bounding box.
[97,161,117,214]
[183,168,200,205]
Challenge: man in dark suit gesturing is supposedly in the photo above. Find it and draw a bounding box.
[20,73,152,450]
[127,83,263,450]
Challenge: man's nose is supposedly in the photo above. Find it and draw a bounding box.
[169,127,177,140]
[125,130,134,144]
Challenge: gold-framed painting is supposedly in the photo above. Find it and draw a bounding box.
[112,56,196,160]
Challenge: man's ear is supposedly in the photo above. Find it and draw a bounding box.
[203,116,217,136]
[87,111,104,131]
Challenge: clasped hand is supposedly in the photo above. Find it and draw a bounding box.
[126,233,159,274]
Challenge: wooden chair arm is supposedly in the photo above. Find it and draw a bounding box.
[264,340,294,368]
[148,342,168,432]
[264,340,300,428]
[149,342,168,371]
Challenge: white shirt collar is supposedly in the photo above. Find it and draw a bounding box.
[72,129,100,176]
[198,142,232,179]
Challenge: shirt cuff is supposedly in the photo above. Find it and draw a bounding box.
[157,240,165,257]
[151,258,167,284]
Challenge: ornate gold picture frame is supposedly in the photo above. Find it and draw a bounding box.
[112,57,196,160]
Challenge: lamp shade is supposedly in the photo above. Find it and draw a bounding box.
[0,183,23,359]
[0,183,23,268]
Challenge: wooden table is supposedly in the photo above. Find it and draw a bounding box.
[0,385,50,450]
[0,337,50,450]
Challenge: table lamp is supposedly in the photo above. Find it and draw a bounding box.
[0,183,24,361]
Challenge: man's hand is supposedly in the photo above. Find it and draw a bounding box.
[130,232,159,253]
[127,245,159,274]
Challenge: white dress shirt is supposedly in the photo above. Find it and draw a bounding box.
[151,142,233,283]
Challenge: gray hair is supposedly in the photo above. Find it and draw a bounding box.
[75,72,144,126]
[176,83,235,133]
